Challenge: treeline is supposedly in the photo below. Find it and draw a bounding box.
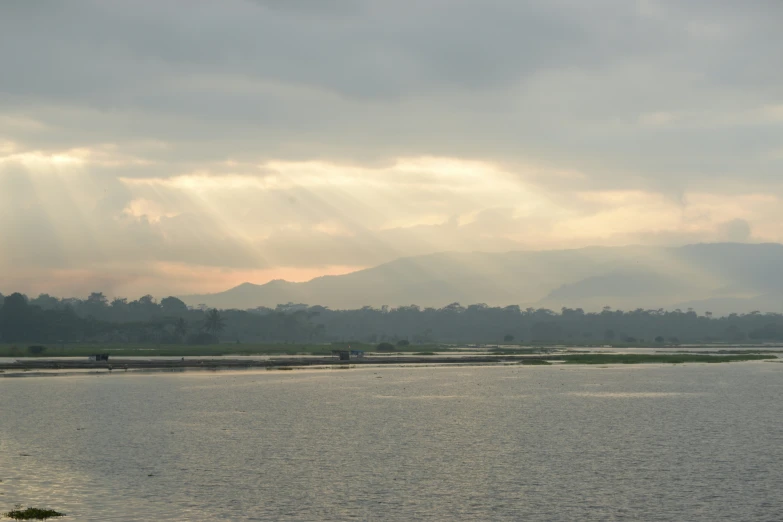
[1,292,783,345]
[306,303,783,344]
[0,292,319,345]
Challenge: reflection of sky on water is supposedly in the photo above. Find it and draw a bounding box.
[3,363,783,520]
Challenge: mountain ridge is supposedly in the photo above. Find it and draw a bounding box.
[180,242,783,314]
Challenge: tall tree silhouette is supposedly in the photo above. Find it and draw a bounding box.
[203,309,225,335]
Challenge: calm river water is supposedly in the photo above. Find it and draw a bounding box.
[2,362,783,521]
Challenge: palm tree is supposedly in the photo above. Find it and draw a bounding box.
[203,309,225,336]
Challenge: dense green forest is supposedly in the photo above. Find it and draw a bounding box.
[1,291,782,345]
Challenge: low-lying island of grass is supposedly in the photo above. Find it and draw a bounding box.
[552,353,775,365]
[3,506,65,520]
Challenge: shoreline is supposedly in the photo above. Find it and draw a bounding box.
[1,353,777,377]
[0,354,547,373]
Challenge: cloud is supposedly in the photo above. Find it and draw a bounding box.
[716,219,752,242]
[1,1,780,179]
[0,0,781,296]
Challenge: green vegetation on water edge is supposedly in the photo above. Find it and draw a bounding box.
[491,348,556,355]
[668,349,780,354]
[3,507,65,520]
[554,354,776,364]
[519,359,552,365]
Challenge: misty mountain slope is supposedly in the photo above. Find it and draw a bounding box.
[537,243,783,311]
[544,269,696,299]
[180,243,783,313]
[674,243,783,294]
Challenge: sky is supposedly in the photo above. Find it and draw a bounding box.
[0,0,781,298]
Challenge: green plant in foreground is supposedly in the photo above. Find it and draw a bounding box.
[4,506,65,520]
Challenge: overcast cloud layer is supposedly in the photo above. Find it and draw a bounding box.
[1,0,781,297]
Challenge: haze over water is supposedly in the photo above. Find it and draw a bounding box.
[2,362,782,521]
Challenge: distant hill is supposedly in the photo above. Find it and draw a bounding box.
[180,243,783,315]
